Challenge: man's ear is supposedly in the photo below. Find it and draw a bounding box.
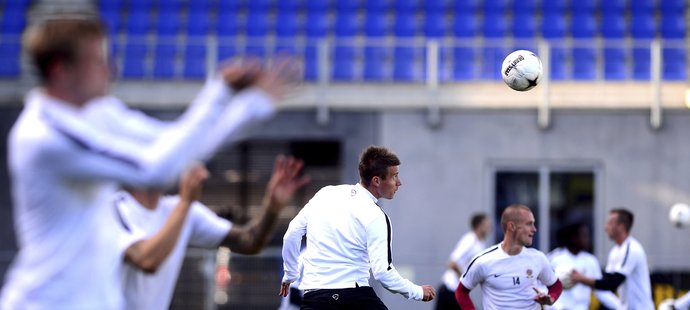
[372,176,379,187]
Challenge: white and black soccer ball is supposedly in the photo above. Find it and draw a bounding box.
[555,265,576,289]
[501,50,543,91]
[669,203,690,228]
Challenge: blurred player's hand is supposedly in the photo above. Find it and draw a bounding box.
[532,287,555,305]
[219,58,263,92]
[569,270,586,284]
[179,163,209,204]
[265,155,310,212]
[422,285,436,302]
[278,281,292,297]
[255,57,301,100]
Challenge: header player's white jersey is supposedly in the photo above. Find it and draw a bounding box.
[546,247,622,310]
[605,236,653,310]
[441,231,486,291]
[460,243,558,310]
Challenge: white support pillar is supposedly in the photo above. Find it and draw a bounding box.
[650,39,662,130]
[538,40,551,130]
[316,40,330,126]
[426,40,441,128]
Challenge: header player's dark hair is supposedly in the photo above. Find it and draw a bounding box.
[358,145,400,187]
[610,208,634,232]
[471,213,487,230]
[23,14,106,83]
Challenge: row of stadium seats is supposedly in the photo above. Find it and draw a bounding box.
[115,42,687,81]
[98,0,687,14]
[103,10,686,39]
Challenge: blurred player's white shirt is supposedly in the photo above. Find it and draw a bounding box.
[460,243,558,310]
[441,231,486,291]
[546,247,622,310]
[114,191,232,310]
[282,183,424,300]
[605,236,653,310]
[675,291,690,309]
[0,80,274,309]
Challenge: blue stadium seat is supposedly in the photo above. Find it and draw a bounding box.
[366,0,390,12]
[660,0,685,13]
[571,0,596,13]
[153,43,176,79]
[631,13,656,39]
[604,48,627,80]
[394,13,418,37]
[541,13,566,38]
[303,45,318,80]
[483,0,508,13]
[247,0,274,12]
[512,12,536,38]
[336,0,360,12]
[453,47,476,80]
[512,0,536,13]
[127,0,152,11]
[660,12,685,38]
[332,45,356,80]
[158,0,181,12]
[424,12,448,37]
[126,10,150,36]
[187,0,211,12]
[98,0,121,12]
[0,41,20,77]
[480,47,506,79]
[632,46,651,80]
[571,48,596,80]
[600,13,626,38]
[365,12,389,37]
[217,0,242,12]
[663,47,686,80]
[542,0,566,13]
[482,12,507,38]
[455,0,479,13]
[216,11,240,37]
[156,10,180,36]
[600,0,625,13]
[453,12,477,37]
[217,45,237,62]
[187,11,211,36]
[425,0,449,13]
[396,0,420,13]
[122,43,147,78]
[548,47,567,80]
[363,46,390,80]
[245,12,269,37]
[393,47,422,81]
[630,0,655,13]
[100,10,120,35]
[570,13,597,38]
[1,8,26,34]
[275,12,300,37]
[306,0,332,12]
[278,0,303,11]
[183,45,207,79]
[305,11,330,38]
[245,44,267,58]
[335,12,359,37]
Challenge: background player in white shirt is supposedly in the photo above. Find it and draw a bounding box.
[435,213,490,310]
[546,222,622,310]
[455,204,563,310]
[571,208,654,310]
[280,146,436,309]
[1,15,293,309]
[117,155,309,310]
[661,291,690,310]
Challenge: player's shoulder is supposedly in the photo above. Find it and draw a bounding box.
[472,244,502,262]
[523,247,550,260]
[626,236,648,256]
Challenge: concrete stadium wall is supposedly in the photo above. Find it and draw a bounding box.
[376,109,690,310]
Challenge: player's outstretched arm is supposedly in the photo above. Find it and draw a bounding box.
[222,155,309,254]
[124,164,208,273]
[532,279,563,306]
[571,270,626,291]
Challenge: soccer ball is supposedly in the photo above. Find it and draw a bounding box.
[501,50,543,91]
[658,299,675,310]
[669,203,690,228]
[555,265,575,289]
